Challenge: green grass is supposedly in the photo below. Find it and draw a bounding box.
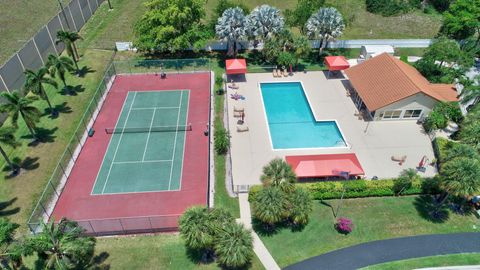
[363,253,480,270]
[205,0,442,39]
[95,234,265,270]
[258,196,480,268]
[78,0,147,50]
[0,0,69,64]
[0,49,114,230]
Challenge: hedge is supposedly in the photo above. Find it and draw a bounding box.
[366,0,421,16]
[249,177,441,201]
[432,137,461,166]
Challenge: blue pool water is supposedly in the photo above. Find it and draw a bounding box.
[260,82,346,149]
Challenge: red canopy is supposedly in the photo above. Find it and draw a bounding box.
[225,59,247,74]
[324,56,350,71]
[285,153,364,178]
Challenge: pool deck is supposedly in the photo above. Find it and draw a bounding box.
[226,71,437,187]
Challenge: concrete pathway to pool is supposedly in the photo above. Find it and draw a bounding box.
[227,71,437,187]
[237,193,281,270]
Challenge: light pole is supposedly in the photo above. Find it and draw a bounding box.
[57,0,71,30]
[107,0,113,10]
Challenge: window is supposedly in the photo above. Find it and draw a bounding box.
[403,109,422,118]
[382,110,402,119]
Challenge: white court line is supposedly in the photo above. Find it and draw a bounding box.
[101,92,138,194]
[131,106,180,110]
[168,91,184,190]
[142,108,156,161]
[91,91,133,195]
[176,90,190,191]
[113,159,172,164]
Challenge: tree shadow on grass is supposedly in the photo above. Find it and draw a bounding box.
[43,102,72,117]
[22,127,58,145]
[0,197,20,217]
[88,251,111,270]
[413,195,449,223]
[185,247,215,265]
[60,85,85,96]
[76,66,95,78]
[3,156,40,179]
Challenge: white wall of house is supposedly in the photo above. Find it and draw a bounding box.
[373,93,438,120]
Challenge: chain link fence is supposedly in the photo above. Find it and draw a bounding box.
[0,0,106,93]
[27,58,211,236]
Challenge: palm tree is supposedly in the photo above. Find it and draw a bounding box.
[251,187,288,230]
[393,168,420,195]
[306,7,345,54]
[439,157,480,206]
[287,187,312,226]
[56,30,82,70]
[214,222,253,269]
[28,218,96,270]
[0,219,25,270]
[0,127,19,173]
[179,207,215,258]
[246,5,284,42]
[0,91,40,139]
[459,75,480,107]
[444,143,479,162]
[24,68,58,115]
[260,158,297,192]
[293,34,311,67]
[46,54,75,90]
[215,7,248,57]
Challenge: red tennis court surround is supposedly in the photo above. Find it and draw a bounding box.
[51,73,211,234]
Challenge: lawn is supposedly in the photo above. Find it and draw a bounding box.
[258,196,480,268]
[0,48,114,230]
[205,0,442,39]
[0,0,70,64]
[95,233,265,269]
[363,253,480,270]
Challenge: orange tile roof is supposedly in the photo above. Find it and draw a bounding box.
[344,53,458,111]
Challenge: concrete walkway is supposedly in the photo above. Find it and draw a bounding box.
[285,233,480,270]
[237,193,280,270]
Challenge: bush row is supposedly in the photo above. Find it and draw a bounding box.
[249,177,441,201]
[366,0,421,16]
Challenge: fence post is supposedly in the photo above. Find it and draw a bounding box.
[88,220,96,235]
[49,180,59,197]
[119,219,126,234]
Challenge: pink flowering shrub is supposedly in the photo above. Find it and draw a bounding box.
[335,217,354,234]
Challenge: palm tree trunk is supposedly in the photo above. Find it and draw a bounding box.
[318,39,324,55]
[233,41,237,58]
[42,90,54,113]
[20,112,36,139]
[0,146,14,171]
[71,42,79,61]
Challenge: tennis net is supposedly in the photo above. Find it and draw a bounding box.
[105,124,192,134]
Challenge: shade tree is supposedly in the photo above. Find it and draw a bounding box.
[306,7,345,54]
[215,7,248,57]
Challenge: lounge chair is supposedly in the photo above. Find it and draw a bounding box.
[283,69,288,77]
[233,105,244,112]
[233,111,244,118]
[391,155,407,165]
[272,69,277,77]
[237,125,249,132]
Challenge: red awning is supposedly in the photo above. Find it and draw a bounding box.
[324,56,350,71]
[225,59,247,74]
[285,153,364,178]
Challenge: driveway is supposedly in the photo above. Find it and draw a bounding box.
[284,233,480,270]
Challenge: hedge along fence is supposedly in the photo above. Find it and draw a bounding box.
[249,177,441,201]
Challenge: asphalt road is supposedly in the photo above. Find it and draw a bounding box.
[284,233,480,270]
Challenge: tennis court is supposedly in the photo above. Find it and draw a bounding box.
[92,90,190,194]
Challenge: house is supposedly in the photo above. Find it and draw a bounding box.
[344,53,458,121]
[359,45,395,61]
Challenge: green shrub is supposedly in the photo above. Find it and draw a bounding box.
[432,136,460,166]
[429,0,452,12]
[214,127,230,155]
[250,178,440,200]
[400,55,408,63]
[366,0,420,16]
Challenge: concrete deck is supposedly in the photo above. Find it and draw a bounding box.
[226,71,437,186]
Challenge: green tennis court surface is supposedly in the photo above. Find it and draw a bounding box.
[92,90,189,195]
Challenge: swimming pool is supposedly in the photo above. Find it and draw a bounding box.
[260,82,347,149]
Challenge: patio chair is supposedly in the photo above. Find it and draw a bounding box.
[237,125,249,132]
[391,155,407,165]
[233,111,244,118]
[283,68,288,77]
[234,105,244,112]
